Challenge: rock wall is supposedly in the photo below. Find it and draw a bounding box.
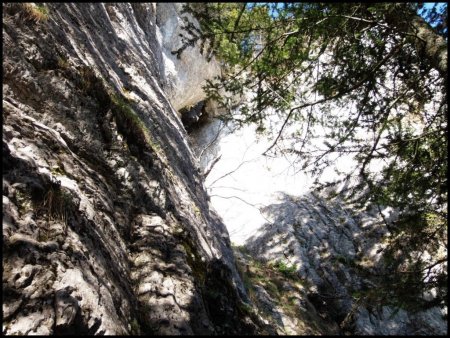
[244,191,447,335]
[2,3,264,335]
[155,3,221,111]
[3,3,446,336]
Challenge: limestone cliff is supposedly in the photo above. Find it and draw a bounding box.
[3,3,446,336]
[243,191,447,335]
[2,3,265,334]
[155,3,221,111]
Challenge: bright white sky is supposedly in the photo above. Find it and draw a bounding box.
[199,115,358,245]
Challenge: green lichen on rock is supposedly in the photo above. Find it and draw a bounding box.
[179,236,207,287]
[110,94,163,158]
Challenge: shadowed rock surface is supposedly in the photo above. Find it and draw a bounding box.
[2,3,267,335]
[244,191,447,335]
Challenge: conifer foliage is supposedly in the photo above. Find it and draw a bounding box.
[177,3,448,313]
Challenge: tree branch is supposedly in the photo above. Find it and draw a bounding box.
[230,3,247,42]
[263,43,403,156]
[207,157,257,187]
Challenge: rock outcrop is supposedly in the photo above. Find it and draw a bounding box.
[2,3,264,335]
[244,191,447,335]
[155,3,221,111]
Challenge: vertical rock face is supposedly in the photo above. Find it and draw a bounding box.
[2,3,260,335]
[155,3,221,111]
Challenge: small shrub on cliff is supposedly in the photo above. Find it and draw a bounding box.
[40,177,73,225]
[28,176,77,241]
[57,57,70,70]
[129,318,141,335]
[74,65,164,162]
[78,66,111,106]
[271,260,298,279]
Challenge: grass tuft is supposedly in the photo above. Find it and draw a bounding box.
[39,179,73,225]
[270,260,298,279]
[110,94,162,154]
[20,3,49,23]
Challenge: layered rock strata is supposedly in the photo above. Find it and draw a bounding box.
[2,3,263,335]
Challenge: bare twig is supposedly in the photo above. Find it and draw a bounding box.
[262,43,403,156]
[208,157,258,187]
[209,193,273,224]
[198,119,226,160]
[203,154,222,178]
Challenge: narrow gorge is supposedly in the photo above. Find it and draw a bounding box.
[2,3,447,335]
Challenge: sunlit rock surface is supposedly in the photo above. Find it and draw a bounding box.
[156,3,221,111]
[2,3,265,335]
